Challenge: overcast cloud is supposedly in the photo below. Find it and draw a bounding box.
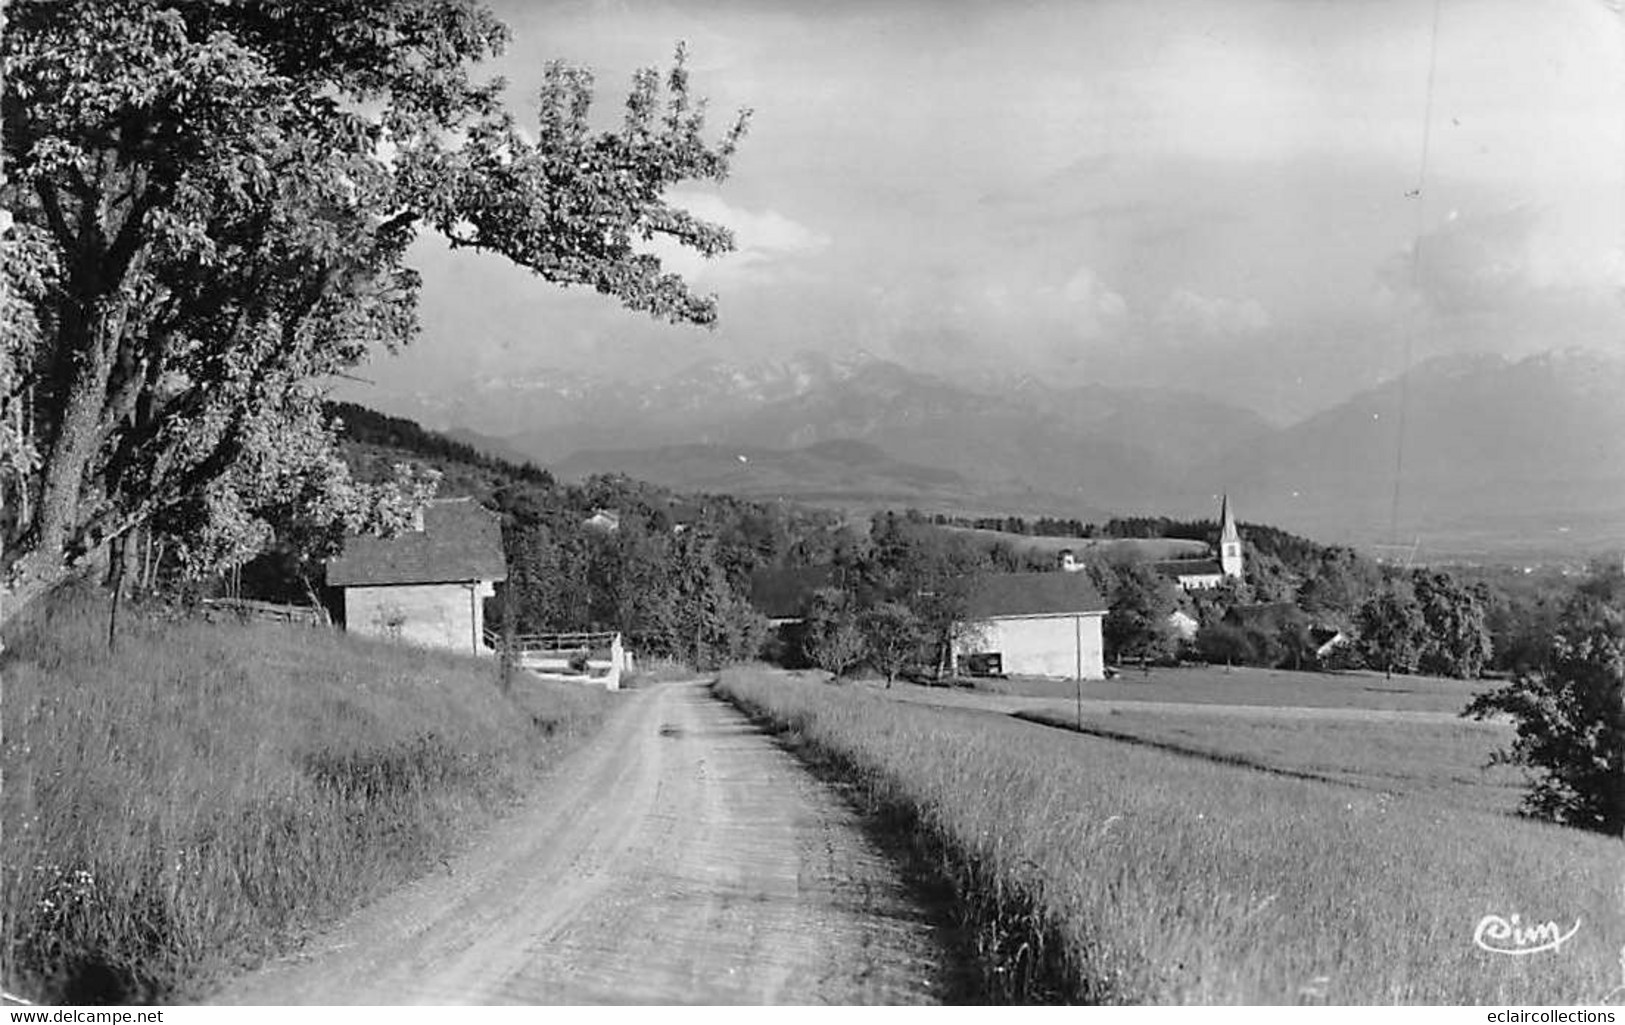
[360,0,1625,424]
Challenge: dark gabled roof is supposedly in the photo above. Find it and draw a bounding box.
[1151,559,1224,579]
[748,565,837,619]
[327,498,507,587]
[963,571,1107,619]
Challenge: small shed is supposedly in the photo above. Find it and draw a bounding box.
[326,497,507,655]
[954,571,1108,680]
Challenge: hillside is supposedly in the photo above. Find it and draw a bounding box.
[549,438,1108,519]
[417,348,1625,559]
[940,526,1210,563]
[1222,350,1625,553]
[366,351,1273,515]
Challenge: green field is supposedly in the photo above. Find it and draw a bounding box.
[717,667,1622,1004]
[975,664,1489,713]
[1017,706,1525,815]
[1,587,613,1003]
[902,665,1523,816]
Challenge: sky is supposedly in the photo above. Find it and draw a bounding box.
[362,0,1625,424]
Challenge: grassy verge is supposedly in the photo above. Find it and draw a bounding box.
[1,585,614,1004]
[715,667,1623,1004]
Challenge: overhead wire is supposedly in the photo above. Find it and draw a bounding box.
[1388,0,1445,553]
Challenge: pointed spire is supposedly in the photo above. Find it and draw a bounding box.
[1219,493,1239,543]
[1218,493,1243,579]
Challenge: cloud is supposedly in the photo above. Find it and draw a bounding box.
[1050,266,1129,338]
[1383,204,1625,318]
[1155,288,1272,337]
[647,192,830,282]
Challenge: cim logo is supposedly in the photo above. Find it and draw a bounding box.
[1474,913,1582,956]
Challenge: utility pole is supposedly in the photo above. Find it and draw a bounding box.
[1074,614,1083,730]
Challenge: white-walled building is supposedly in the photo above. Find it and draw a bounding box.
[953,571,1108,680]
[327,498,507,656]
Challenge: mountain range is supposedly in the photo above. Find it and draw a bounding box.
[366,347,1625,559]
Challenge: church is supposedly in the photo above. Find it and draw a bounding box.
[1150,495,1244,591]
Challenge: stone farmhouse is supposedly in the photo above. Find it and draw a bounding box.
[326,497,507,656]
[952,570,1108,680]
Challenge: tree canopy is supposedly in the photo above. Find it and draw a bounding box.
[1465,579,1624,835]
[0,0,748,617]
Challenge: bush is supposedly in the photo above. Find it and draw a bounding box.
[1463,591,1624,835]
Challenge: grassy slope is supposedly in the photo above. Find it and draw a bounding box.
[941,527,1211,562]
[1,586,613,1004]
[716,667,1623,1005]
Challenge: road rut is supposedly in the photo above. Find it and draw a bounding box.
[214,679,947,1005]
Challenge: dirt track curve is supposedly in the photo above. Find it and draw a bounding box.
[214,679,948,1005]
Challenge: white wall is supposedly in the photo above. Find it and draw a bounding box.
[344,582,491,655]
[957,612,1105,680]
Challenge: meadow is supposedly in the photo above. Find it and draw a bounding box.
[940,527,1210,563]
[974,663,1487,713]
[1016,706,1526,815]
[1,585,614,1004]
[716,667,1624,1005]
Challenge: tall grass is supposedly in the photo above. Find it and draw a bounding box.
[716,667,1624,1004]
[2,585,612,1003]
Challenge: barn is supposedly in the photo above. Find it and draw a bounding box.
[953,571,1108,680]
[326,497,507,655]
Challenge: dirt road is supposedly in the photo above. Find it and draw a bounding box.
[214,679,948,1005]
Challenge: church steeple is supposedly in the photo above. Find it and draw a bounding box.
[1218,494,1243,579]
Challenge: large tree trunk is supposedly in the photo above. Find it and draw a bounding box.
[32,300,126,571]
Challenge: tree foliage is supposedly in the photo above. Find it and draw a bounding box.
[1412,570,1493,679]
[1355,584,1425,678]
[801,587,867,679]
[859,510,988,675]
[1464,586,1624,835]
[861,601,923,687]
[0,1,748,615]
[1103,563,1179,665]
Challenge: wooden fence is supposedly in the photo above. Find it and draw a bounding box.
[200,597,328,627]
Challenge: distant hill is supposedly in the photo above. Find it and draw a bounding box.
[328,401,553,502]
[354,347,1625,560]
[550,438,1108,517]
[441,353,1270,515]
[1223,350,1625,553]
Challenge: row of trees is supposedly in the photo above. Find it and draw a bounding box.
[485,474,852,670]
[788,511,991,683]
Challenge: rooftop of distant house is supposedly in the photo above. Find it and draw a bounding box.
[327,497,507,587]
[964,571,1107,619]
